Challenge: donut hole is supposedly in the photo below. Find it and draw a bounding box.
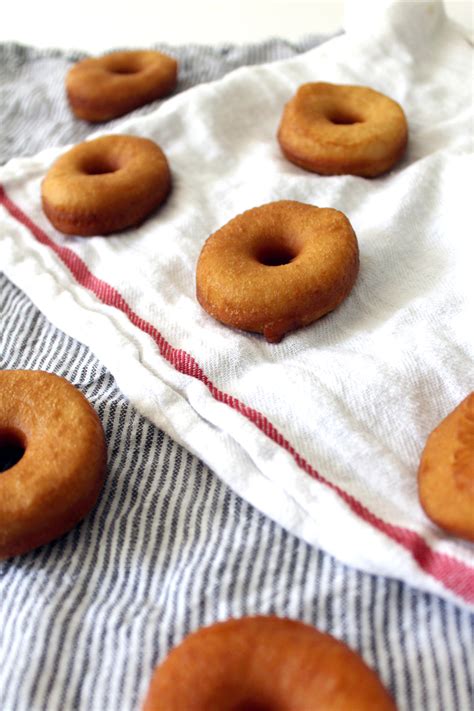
[82,156,120,176]
[105,57,144,75]
[256,245,297,267]
[108,65,141,75]
[231,700,275,711]
[327,110,362,125]
[0,429,26,473]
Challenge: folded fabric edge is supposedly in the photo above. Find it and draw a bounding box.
[1,185,473,612]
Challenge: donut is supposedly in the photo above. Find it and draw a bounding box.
[41,134,171,236]
[196,200,359,343]
[277,82,408,177]
[0,370,106,559]
[66,50,178,122]
[142,616,397,710]
[418,392,474,542]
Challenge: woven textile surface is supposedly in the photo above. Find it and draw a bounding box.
[1,1,472,605]
[0,35,473,711]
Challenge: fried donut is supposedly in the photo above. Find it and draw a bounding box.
[418,393,474,542]
[277,82,408,177]
[196,200,359,343]
[41,134,171,236]
[0,370,106,559]
[142,616,397,711]
[66,50,178,122]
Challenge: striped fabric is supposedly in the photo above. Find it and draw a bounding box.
[1,39,473,711]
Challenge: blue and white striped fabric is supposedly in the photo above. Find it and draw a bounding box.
[0,39,473,711]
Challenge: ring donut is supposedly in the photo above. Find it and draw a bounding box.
[278,82,408,177]
[66,50,178,122]
[196,200,359,342]
[142,616,397,710]
[0,370,106,559]
[418,392,474,541]
[41,134,171,236]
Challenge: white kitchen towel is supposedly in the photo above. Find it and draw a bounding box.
[0,0,472,608]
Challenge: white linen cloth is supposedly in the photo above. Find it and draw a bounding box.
[0,0,472,607]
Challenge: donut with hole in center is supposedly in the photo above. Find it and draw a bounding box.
[142,616,397,711]
[67,50,178,122]
[277,82,408,177]
[196,200,359,343]
[0,370,106,559]
[41,134,171,236]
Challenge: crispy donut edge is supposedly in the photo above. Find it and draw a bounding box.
[0,370,107,559]
[418,392,474,542]
[142,616,397,711]
[66,50,178,122]
[277,83,408,177]
[41,134,172,236]
[196,200,359,343]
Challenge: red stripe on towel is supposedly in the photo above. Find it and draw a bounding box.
[1,184,472,604]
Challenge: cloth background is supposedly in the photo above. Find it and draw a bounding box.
[0,0,472,608]
[0,4,473,710]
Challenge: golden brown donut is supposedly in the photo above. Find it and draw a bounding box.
[142,616,397,711]
[277,82,408,177]
[418,393,474,542]
[66,50,178,122]
[0,370,106,559]
[196,200,359,342]
[41,134,171,236]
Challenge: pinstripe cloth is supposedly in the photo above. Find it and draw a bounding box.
[0,40,473,711]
